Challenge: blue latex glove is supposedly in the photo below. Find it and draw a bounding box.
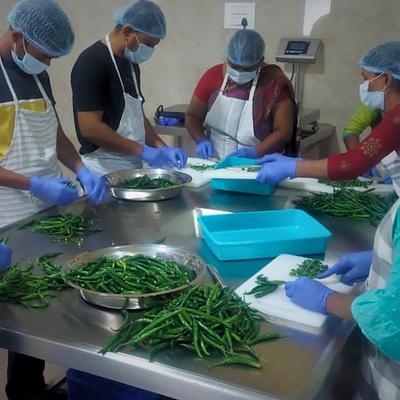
[317,251,373,285]
[29,176,79,206]
[228,146,257,159]
[196,138,214,160]
[140,145,169,167]
[382,175,392,184]
[285,277,334,314]
[160,146,188,168]
[76,167,109,205]
[362,166,379,179]
[0,243,12,273]
[255,153,299,185]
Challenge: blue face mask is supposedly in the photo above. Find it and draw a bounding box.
[124,34,155,64]
[359,73,386,110]
[11,39,49,75]
[227,66,257,85]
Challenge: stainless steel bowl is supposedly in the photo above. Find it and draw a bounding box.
[61,244,210,309]
[105,168,192,201]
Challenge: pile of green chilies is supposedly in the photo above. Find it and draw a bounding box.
[117,175,175,189]
[318,178,373,189]
[19,213,102,243]
[289,259,327,278]
[65,254,196,295]
[292,188,390,225]
[101,284,282,368]
[245,275,285,297]
[187,164,215,172]
[0,253,68,308]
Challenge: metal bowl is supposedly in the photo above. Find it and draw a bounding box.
[105,168,192,201]
[61,244,210,310]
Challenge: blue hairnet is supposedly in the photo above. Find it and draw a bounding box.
[114,0,166,40]
[359,41,400,80]
[227,30,265,68]
[7,0,74,58]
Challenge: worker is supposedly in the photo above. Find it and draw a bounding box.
[0,1,107,398]
[185,29,297,160]
[255,41,400,194]
[285,197,400,399]
[71,0,187,176]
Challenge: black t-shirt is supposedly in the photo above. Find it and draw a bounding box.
[0,57,56,106]
[71,41,144,154]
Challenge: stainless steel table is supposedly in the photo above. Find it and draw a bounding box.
[0,186,375,400]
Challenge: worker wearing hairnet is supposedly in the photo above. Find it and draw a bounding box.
[186,29,296,160]
[257,41,400,399]
[71,0,187,176]
[0,1,107,398]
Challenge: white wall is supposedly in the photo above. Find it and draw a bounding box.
[1,0,399,151]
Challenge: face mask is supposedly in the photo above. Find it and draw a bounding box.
[359,73,386,110]
[227,66,257,85]
[124,34,154,64]
[11,39,49,75]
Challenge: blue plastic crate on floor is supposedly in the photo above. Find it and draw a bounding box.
[198,209,332,261]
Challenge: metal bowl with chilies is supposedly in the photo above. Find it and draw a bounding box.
[61,244,218,310]
[105,168,192,201]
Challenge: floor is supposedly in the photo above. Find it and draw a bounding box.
[0,349,66,400]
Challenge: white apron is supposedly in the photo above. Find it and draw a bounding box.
[82,34,145,176]
[0,57,61,228]
[204,70,260,159]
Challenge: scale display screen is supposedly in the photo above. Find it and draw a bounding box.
[284,41,310,55]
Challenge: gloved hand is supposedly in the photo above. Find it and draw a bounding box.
[76,167,109,205]
[29,176,79,206]
[285,277,334,314]
[362,166,379,179]
[255,153,299,185]
[196,138,214,160]
[160,146,188,168]
[382,175,392,184]
[140,145,169,167]
[0,243,12,273]
[228,146,257,159]
[317,251,372,285]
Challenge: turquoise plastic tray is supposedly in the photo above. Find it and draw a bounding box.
[212,156,275,196]
[198,209,332,261]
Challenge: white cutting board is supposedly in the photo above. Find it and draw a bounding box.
[235,254,353,331]
[180,158,217,188]
[279,177,394,198]
[208,168,258,180]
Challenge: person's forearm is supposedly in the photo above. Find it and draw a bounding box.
[56,126,84,174]
[343,134,360,151]
[0,167,30,190]
[296,158,329,178]
[185,114,208,142]
[256,129,292,156]
[326,293,356,320]
[144,116,165,148]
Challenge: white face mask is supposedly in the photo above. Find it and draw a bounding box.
[359,72,386,110]
[124,33,155,64]
[227,66,257,85]
[11,39,49,75]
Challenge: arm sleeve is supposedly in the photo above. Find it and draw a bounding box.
[71,55,107,112]
[193,65,222,104]
[351,206,400,361]
[328,105,400,179]
[342,103,380,138]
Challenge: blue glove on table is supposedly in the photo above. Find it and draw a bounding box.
[76,167,109,205]
[255,153,299,185]
[29,176,79,206]
[196,138,214,160]
[0,243,12,273]
[161,146,188,168]
[285,277,334,314]
[317,250,372,285]
[228,146,257,159]
[140,145,169,167]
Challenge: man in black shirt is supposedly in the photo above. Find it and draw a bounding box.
[71,0,188,175]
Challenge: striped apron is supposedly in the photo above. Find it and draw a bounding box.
[0,57,61,228]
